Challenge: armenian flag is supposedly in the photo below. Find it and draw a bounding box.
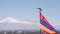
[40,13,58,34]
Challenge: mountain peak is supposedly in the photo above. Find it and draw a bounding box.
[6,17,15,20]
[0,17,33,25]
[0,17,18,22]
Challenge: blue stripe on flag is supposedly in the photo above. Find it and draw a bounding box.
[40,19,58,32]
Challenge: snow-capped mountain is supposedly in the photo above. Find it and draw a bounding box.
[0,17,33,25]
[0,17,39,30]
[0,17,18,22]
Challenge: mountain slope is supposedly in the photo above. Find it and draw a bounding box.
[0,17,39,30]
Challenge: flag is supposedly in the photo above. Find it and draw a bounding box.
[40,13,58,34]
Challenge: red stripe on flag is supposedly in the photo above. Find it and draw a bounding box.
[40,13,53,27]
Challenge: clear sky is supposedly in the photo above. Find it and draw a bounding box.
[0,0,40,30]
[0,0,40,22]
[0,0,60,30]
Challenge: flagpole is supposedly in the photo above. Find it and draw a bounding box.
[38,8,42,34]
[38,8,42,14]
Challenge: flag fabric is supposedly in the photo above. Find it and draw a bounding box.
[40,13,58,34]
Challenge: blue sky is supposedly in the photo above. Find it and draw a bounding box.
[0,0,60,30]
[0,0,40,30]
[0,0,40,21]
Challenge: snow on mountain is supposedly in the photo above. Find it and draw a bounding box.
[0,17,33,25]
[0,17,18,22]
[0,17,39,30]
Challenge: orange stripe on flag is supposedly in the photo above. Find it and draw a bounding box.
[40,24,56,33]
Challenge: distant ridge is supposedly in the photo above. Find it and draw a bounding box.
[0,17,33,25]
